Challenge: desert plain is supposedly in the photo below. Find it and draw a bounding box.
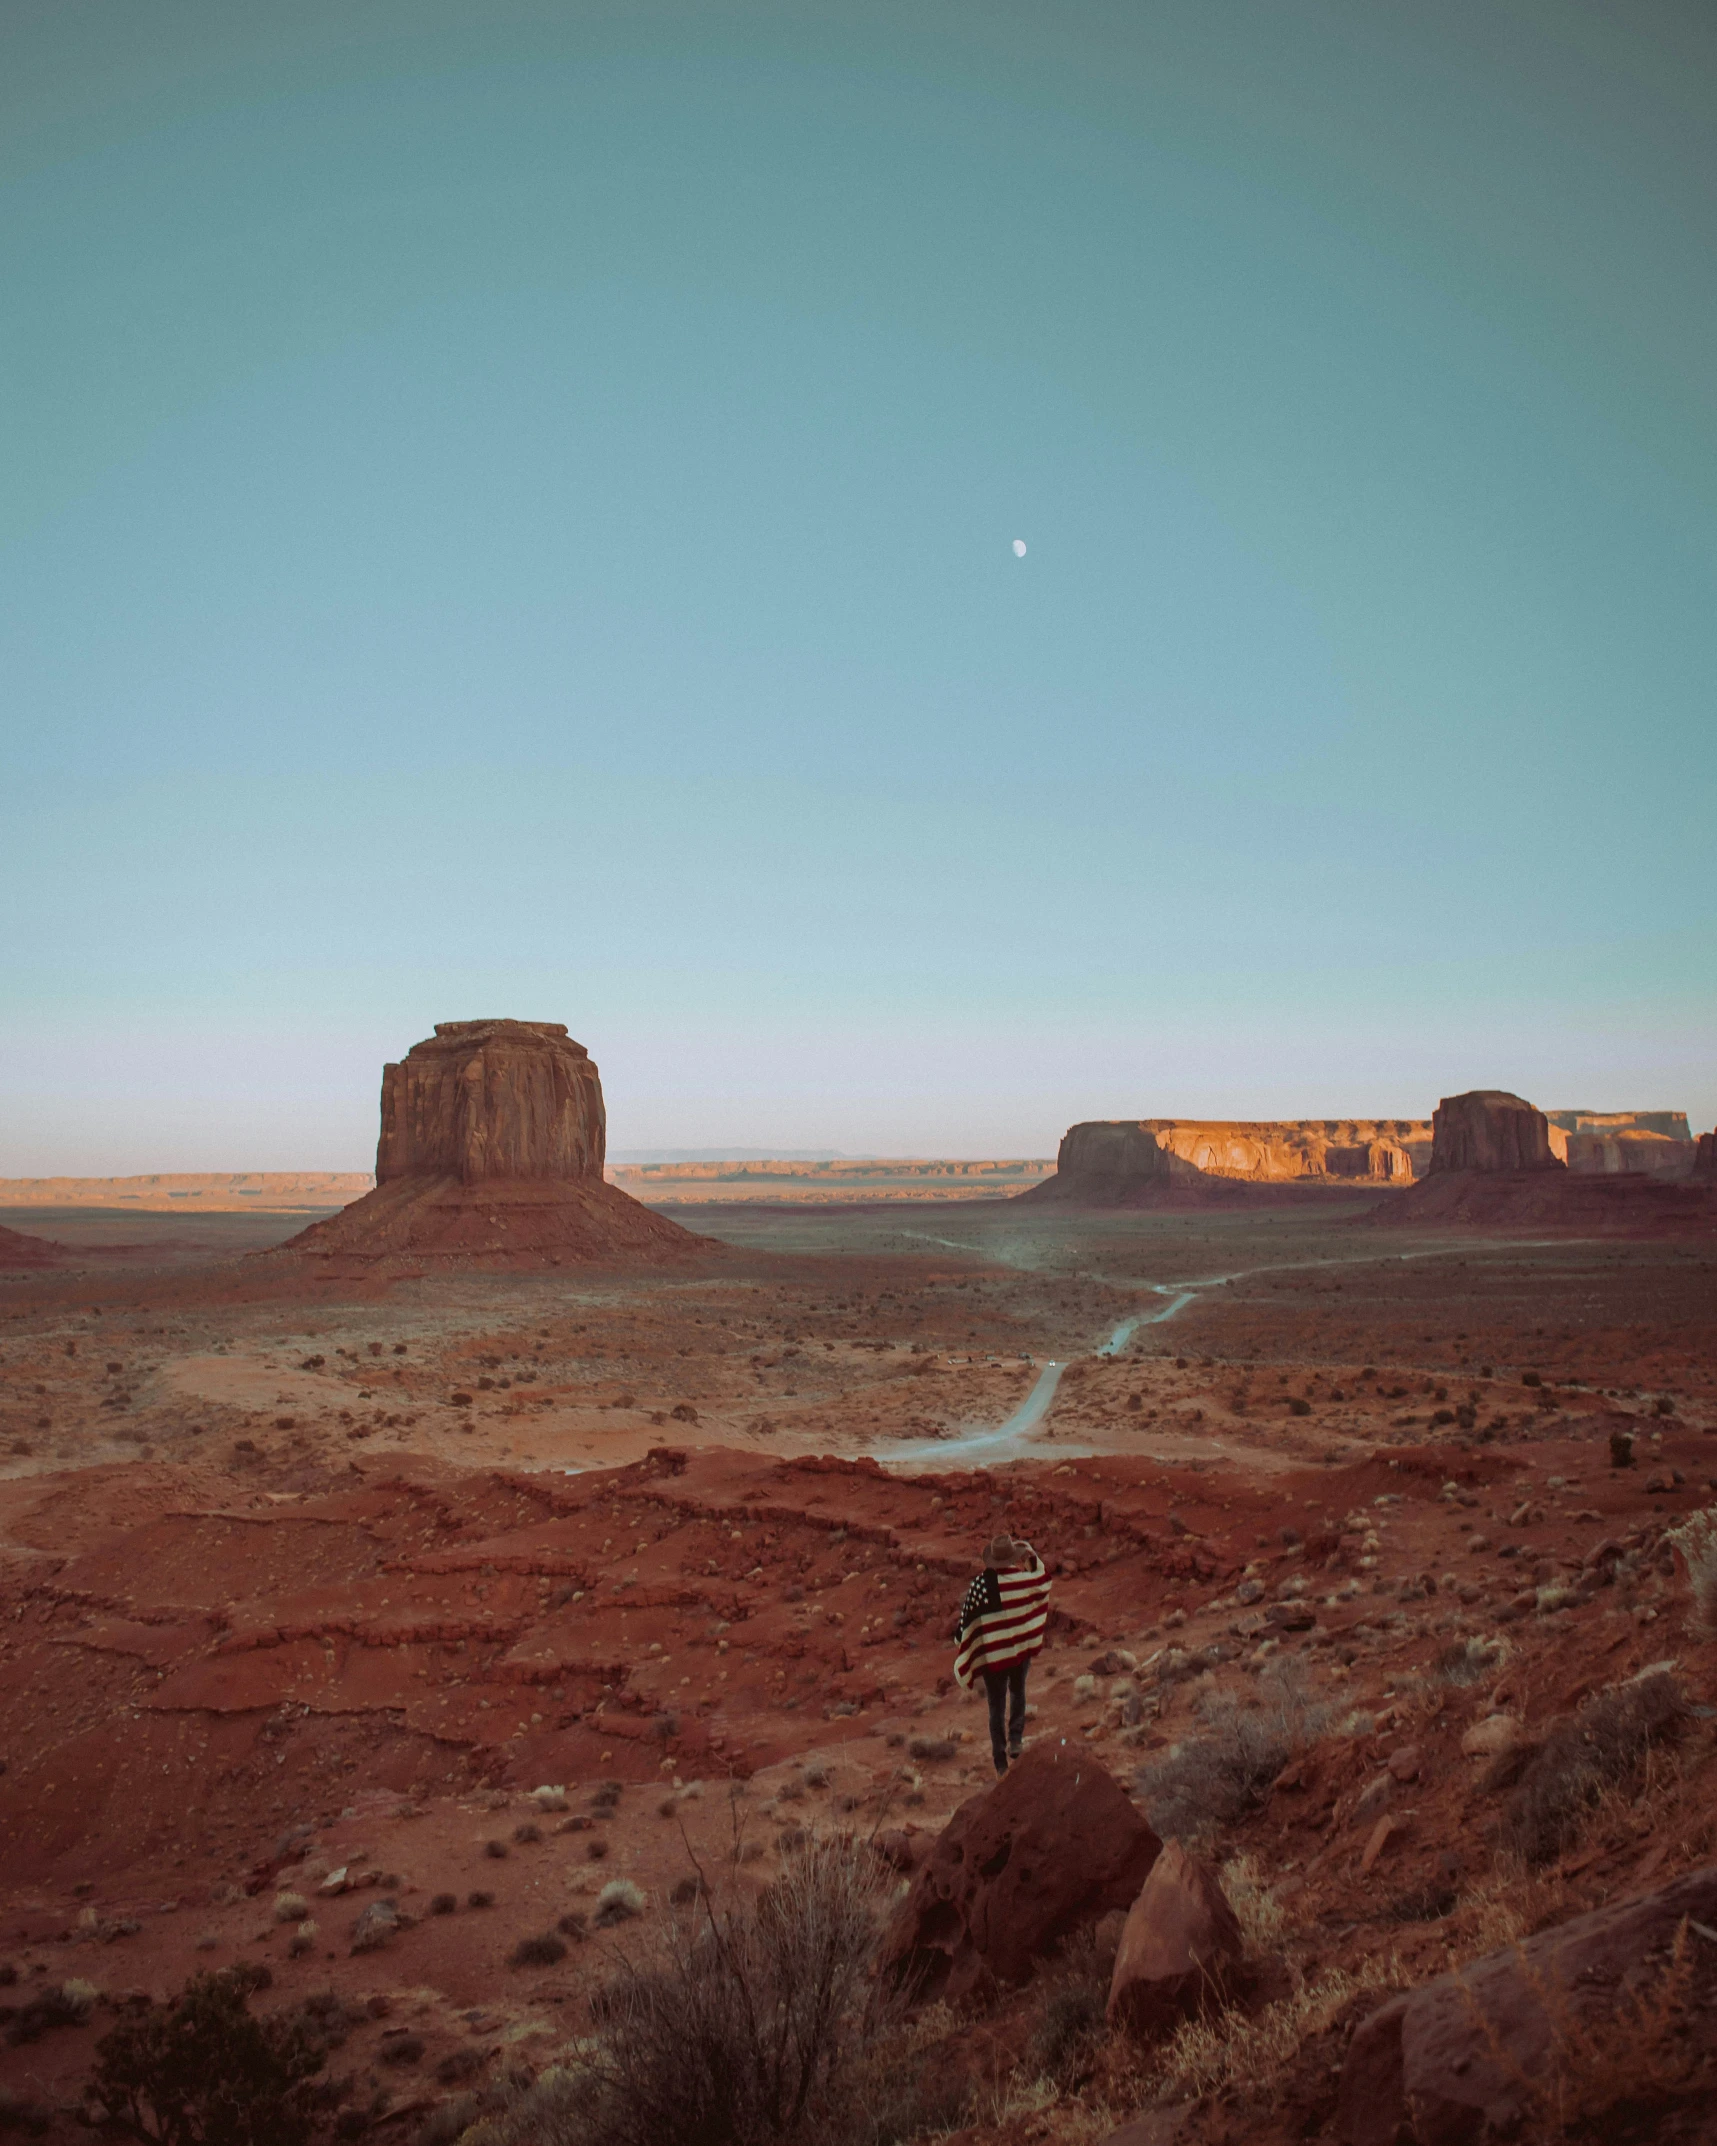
[3,1064,1717,2145]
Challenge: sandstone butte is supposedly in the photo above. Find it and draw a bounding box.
[277,1020,708,1270]
[1023,1118,1432,1206]
[1391,1088,1717,1231]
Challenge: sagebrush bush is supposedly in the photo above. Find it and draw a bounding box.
[1137,1661,1331,1842]
[453,1836,902,2146]
[1499,1671,1688,1865]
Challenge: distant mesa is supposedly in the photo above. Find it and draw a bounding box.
[1023,1118,1429,1207]
[1545,1108,1696,1180]
[279,1021,708,1269]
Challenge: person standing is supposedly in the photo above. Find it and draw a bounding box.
[953,1534,1052,1776]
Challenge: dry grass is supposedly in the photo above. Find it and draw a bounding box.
[1459,1919,1711,2137]
[1151,1953,1406,2105]
[1218,1854,1286,1955]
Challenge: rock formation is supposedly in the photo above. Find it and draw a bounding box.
[1026,1118,1428,1205]
[1106,1839,1243,2039]
[1695,1130,1717,1182]
[1545,1108,1695,1178]
[0,1222,63,1269]
[376,1021,605,1184]
[1338,1866,1717,2145]
[1426,1091,1562,1175]
[279,1021,706,1269]
[879,1747,1160,2002]
[1388,1093,1716,1228]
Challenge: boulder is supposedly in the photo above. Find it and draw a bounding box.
[1106,1840,1243,2038]
[880,1746,1160,2003]
[276,1020,706,1270]
[1338,1866,1717,2145]
[1427,1091,1562,1175]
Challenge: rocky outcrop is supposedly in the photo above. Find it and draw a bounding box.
[278,1021,706,1269]
[1338,1866,1717,2145]
[1026,1120,1428,1205]
[0,1222,63,1269]
[880,1747,1160,2003]
[1695,1131,1717,1182]
[1106,1840,1243,2038]
[377,1021,605,1184]
[1427,1091,1561,1175]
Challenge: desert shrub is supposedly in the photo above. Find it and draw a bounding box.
[287,1920,317,1959]
[484,1839,510,1860]
[513,1823,542,1845]
[379,2034,424,2067]
[272,1892,309,1925]
[428,1893,457,1917]
[557,1912,588,1941]
[6,1980,97,2046]
[1434,1635,1508,1687]
[1500,1672,1689,1865]
[87,1967,324,2145]
[593,1880,645,1928]
[1137,1661,1331,1843]
[1666,1507,1717,1636]
[433,2046,486,2088]
[530,1786,569,1813]
[905,1738,956,1764]
[586,1838,609,1862]
[1026,1938,1109,2086]
[467,1891,495,1910]
[461,1835,898,2146]
[510,1933,569,1968]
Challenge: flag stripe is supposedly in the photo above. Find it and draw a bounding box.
[953,1549,1051,1686]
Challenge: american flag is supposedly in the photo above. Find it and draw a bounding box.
[952,1547,1051,1688]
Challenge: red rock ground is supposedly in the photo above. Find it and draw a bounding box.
[2,1195,1715,2139]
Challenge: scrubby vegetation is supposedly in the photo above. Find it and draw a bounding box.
[1496,1670,1689,1865]
[1136,1660,1332,1842]
[88,1965,325,2145]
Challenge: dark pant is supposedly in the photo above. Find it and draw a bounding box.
[982,1661,1028,1769]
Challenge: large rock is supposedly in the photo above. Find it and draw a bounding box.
[278,1020,705,1270]
[1694,1131,1717,1182]
[1338,1866,1717,2145]
[1029,1119,1429,1204]
[1427,1091,1562,1175]
[376,1020,605,1184]
[1106,1840,1243,2039]
[880,1746,1160,2003]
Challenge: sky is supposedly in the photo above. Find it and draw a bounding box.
[3,0,1715,1171]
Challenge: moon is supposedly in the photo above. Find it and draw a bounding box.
[1012,538,1027,557]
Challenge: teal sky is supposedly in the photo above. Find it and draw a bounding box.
[4,0,1714,1170]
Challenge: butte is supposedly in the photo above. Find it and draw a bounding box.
[278,1020,709,1270]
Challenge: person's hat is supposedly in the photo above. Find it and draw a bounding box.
[983,1533,1020,1569]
